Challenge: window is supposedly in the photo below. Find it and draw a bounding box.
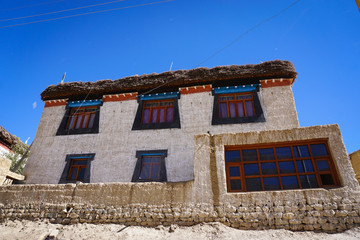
[56,100,102,135]
[132,150,167,182]
[225,141,339,192]
[132,93,180,130]
[59,153,95,183]
[212,85,264,125]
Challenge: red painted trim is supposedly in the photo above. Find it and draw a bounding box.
[44,100,67,107]
[179,84,212,95]
[0,141,12,153]
[103,93,138,102]
[260,79,293,88]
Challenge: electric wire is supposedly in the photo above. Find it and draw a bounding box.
[0,0,174,29]
[0,0,66,12]
[0,0,128,22]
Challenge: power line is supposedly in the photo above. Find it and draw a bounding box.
[0,0,128,22]
[0,0,174,29]
[0,0,66,12]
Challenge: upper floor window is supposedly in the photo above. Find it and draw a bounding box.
[212,85,264,125]
[225,141,340,192]
[132,92,180,130]
[56,100,102,135]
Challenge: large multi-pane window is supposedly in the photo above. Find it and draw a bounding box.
[225,141,339,192]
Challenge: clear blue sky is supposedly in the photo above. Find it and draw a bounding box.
[0,0,359,153]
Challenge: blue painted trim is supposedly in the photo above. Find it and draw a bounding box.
[139,92,179,100]
[67,99,102,107]
[140,153,165,156]
[213,84,259,94]
[69,156,92,159]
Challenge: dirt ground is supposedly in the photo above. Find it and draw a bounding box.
[1,220,360,240]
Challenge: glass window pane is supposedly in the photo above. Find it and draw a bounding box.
[72,160,87,165]
[276,147,292,159]
[261,162,277,175]
[293,145,310,158]
[259,148,274,160]
[296,160,314,172]
[237,102,244,117]
[166,107,174,122]
[70,168,77,180]
[151,165,160,180]
[75,115,83,129]
[219,103,228,118]
[246,178,262,191]
[236,94,251,100]
[226,150,241,162]
[82,115,89,128]
[320,174,334,185]
[278,161,296,173]
[229,166,240,177]
[300,175,318,188]
[230,179,242,190]
[310,144,328,157]
[79,167,86,180]
[264,177,280,190]
[142,109,150,124]
[245,101,254,116]
[317,160,330,171]
[151,109,158,123]
[159,109,165,123]
[242,149,258,161]
[67,116,76,129]
[281,176,299,189]
[88,113,95,128]
[142,156,161,163]
[229,103,236,118]
[244,164,260,176]
[140,165,150,179]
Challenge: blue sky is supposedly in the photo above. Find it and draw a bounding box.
[0,0,359,153]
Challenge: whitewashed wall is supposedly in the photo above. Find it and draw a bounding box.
[24,85,299,184]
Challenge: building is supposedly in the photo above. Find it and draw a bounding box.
[349,150,360,184]
[4,60,357,231]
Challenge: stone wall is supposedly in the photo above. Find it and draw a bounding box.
[2,125,360,232]
[350,150,360,184]
[24,84,299,184]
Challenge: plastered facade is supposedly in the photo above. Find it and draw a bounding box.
[2,125,360,232]
[350,150,360,184]
[24,85,299,184]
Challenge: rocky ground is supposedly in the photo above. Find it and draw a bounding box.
[1,220,360,240]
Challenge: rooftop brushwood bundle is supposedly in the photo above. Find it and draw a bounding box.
[41,60,297,101]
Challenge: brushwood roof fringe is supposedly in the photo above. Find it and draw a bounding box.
[41,60,297,101]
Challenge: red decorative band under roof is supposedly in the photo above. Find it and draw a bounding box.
[103,92,138,102]
[179,84,212,95]
[260,78,294,88]
[44,99,67,107]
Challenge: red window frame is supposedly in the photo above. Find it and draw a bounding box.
[225,140,340,192]
[67,158,88,181]
[139,156,161,181]
[141,99,174,124]
[218,92,256,119]
[66,106,97,130]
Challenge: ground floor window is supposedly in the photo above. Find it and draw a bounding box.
[132,150,167,182]
[225,140,339,192]
[59,153,95,183]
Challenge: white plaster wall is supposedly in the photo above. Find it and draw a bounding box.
[24,85,299,184]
